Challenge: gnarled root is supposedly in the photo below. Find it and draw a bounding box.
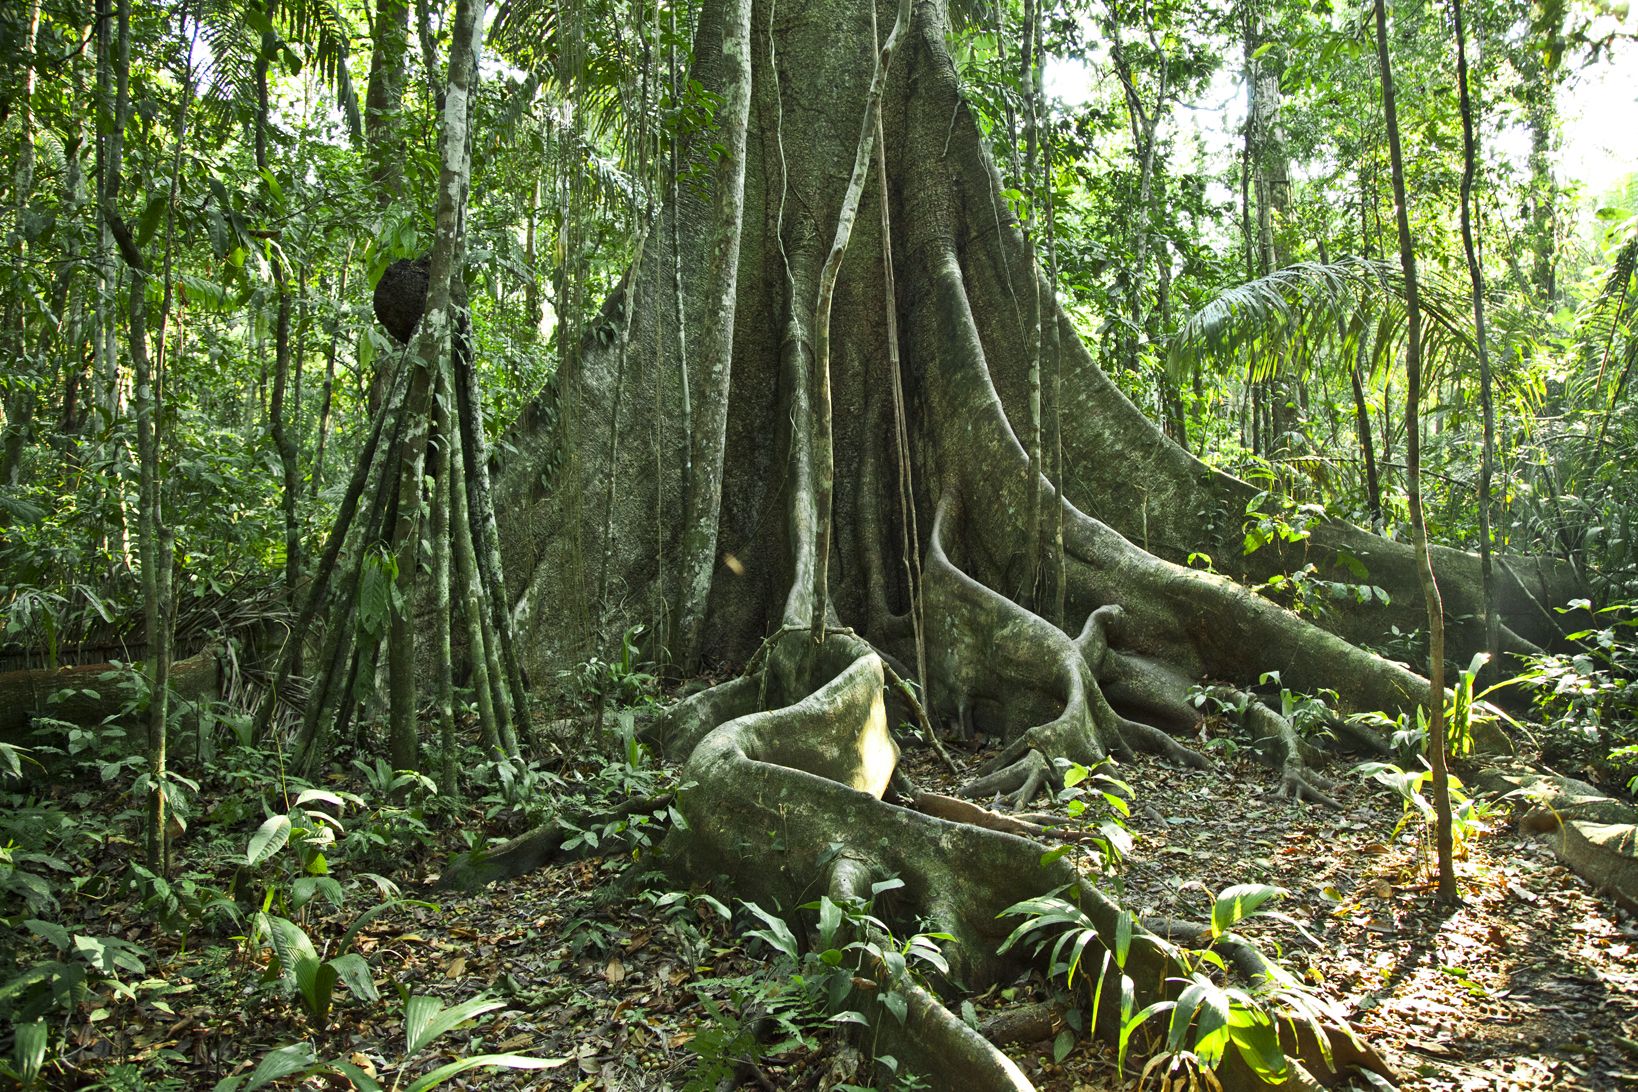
[661,632,1392,1089]
[922,492,1206,807]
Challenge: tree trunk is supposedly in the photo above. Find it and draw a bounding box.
[1374,0,1457,905]
[365,0,409,203]
[472,0,1579,1080]
[1451,0,1500,672]
[386,0,487,772]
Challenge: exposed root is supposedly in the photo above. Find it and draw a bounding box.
[921,492,1213,806]
[437,792,676,890]
[1477,766,1638,912]
[958,749,1056,809]
[659,632,1391,1089]
[913,791,1104,845]
[1241,700,1343,810]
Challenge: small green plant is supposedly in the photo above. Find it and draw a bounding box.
[1258,672,1338,743]
[241,786,362,917]
[998,884,1351,1084]
[1,1020,47,1089]
[1051,761,1135,873]
[1517,599,1638,787]
[561,623,660,734]
[252,912,379,1024]
[1354,759,1493,867]
[998,890,1150,1070]
[686,884,945,1088]
[341,760,442,869]
[1444,651,1526,756]
[327,993,564,1091]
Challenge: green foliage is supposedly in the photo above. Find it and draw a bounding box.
[999,883,1361,1084]
[560,623,661,720]
[218,991,565,1092]
[683,885,946,1088]
[1053,760,1135,872]
[252,911,379,1025]
[1519,600,1638,788]
[1354,757,1493,866]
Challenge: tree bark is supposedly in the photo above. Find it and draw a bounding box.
[1373,0,1457,905]
[1451,0,1500,672]
[386,0,487,771]
[464,0,1583,1077]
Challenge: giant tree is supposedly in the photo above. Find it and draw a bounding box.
[465,0,1581,1084]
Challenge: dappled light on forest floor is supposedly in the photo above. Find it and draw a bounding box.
[897,739,1638,1090]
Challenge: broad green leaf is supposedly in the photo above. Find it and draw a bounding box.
[880,990,908,1025]
[295,788,346,812]
[213,1042,318,1091]
[403,1054,567,1092]
[817,896,842,949]
[293,956,338,1022]
[330,953,378,1003]
[1229,1018,1289,1080]
[1210,883,1288,938]
[740,901,799,961]
[14,1021,46,1085]
[247,814,292,866]
[405,994,508,1058]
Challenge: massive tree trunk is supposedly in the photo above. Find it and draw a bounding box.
[478,0,1579,1084]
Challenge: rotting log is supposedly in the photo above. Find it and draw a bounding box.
[0,645,219,743]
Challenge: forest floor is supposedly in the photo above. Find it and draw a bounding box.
[34,715,1638,1092]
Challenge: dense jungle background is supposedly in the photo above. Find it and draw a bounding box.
[3,0,1638,1088]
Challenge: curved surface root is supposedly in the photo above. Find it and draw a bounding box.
[661,632,1391,1089]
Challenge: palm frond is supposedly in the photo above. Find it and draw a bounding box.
[491,0,644,142]
[275,0,363,141]
[1569,228,1637,403]
[193,0,362,143]
[1168,257,1477,390]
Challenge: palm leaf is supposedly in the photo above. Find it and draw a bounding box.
[1169,257,1477,391]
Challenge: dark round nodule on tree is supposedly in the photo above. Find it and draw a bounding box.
[373,256,431,344]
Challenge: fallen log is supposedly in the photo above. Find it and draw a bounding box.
[0,646,220,744]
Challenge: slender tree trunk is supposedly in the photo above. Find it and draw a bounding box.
[0,0,42,487]
[1451,0,1499,671]
[675,0,752,665]
[1373,0,1457,904]
[1350,337,1385,533]
[257,1,302,625]
[387,0,488,771]
[431,370,458,794]
[1022,0,1044,606]
[365,0,410,203]
[311,252,349,495]
[101,0,174,872]
[810,0,911,641]
[450,325,529,742]
[450,418,506,755]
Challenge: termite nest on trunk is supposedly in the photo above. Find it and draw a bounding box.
[373,256,431,344]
